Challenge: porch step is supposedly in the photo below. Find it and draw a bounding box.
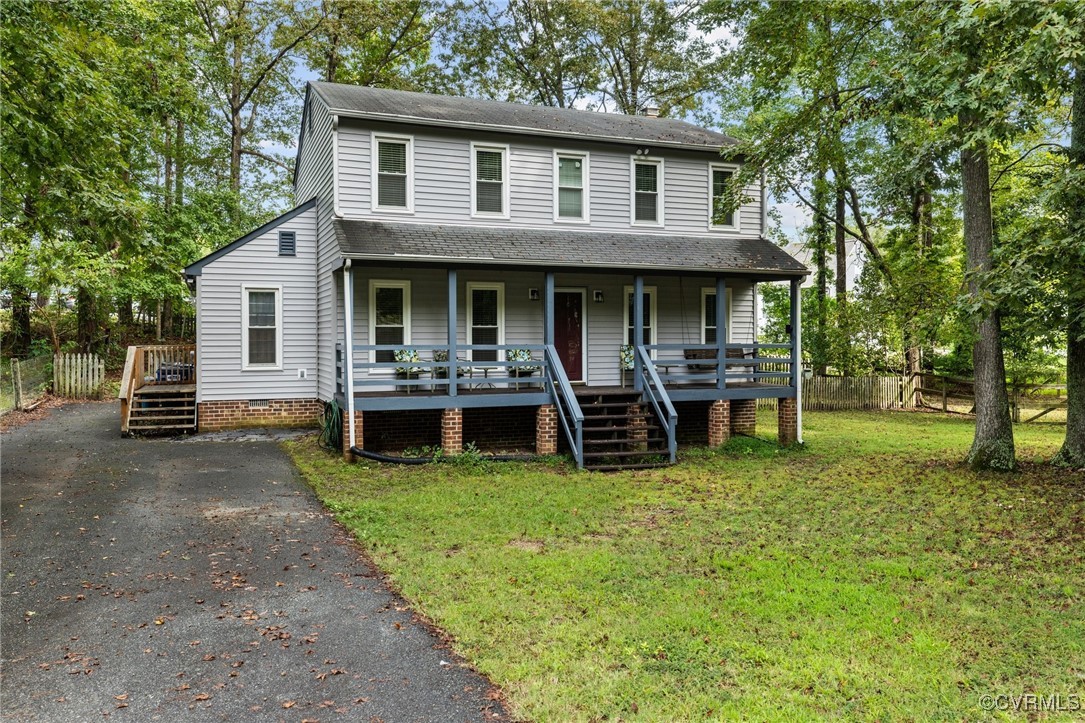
[576,388,673,472]
[126,387,196,435]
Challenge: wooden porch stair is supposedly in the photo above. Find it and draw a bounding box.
[125,384,196,434]
[575,388,672,472]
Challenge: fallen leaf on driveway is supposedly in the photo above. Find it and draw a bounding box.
[282,700,296,709]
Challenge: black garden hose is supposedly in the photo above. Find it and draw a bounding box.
[318,399,342,452]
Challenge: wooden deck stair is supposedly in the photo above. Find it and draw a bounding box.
[575,388,672,472]
[126,384,196,434]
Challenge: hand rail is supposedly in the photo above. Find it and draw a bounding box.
[636,345,677,463]
[544,345,584,469]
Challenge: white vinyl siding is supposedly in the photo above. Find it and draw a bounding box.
[369,280,411,364]
[471,143,510,218]
[466,282,505,362]
[372,134,413,212]
[631,158,663,226]
[554,151,588,222]
[194,207,317,402]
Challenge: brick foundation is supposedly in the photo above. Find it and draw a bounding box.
[197,398,323,433]
[441,408,463,454]
[673,401,710,444]
[708,399,731,447]
[536,404,557,456]
[778,397,798,446]
[730,399,757,436]
[340,409,364,462]
[628,402,648,451]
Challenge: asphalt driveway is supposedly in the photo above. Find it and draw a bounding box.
[1,403,505,722]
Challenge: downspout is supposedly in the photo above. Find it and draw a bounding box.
[760,165,768,237]
[343,259,356,449]
[796,280,804,444]
[332,115,342,218]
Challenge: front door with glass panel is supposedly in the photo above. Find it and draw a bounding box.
[555,290,585,382]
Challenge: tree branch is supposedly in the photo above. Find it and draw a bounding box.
[241,147,291,172]
[990,142,1066,191]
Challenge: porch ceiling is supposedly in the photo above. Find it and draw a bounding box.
[333,220,809,278]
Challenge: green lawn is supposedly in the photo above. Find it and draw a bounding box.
[285,412,1084,721]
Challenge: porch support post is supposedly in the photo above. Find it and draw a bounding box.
[447,268,457,397]
[633,275,644,392]
[543,271,555,346]
[343,261,357,451]
[790,277,803,443]
[716,277,727,391]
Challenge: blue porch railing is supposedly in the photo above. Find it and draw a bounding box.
[640,343,795,389]
[544,345,584,469]
[636,345,677,463]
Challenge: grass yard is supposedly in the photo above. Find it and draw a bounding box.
[285,411,1084,721]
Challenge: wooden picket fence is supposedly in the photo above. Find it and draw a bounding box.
[53,353,105,399]
[757,374,916,411]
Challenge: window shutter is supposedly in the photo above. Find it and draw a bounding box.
[278,231,296,256]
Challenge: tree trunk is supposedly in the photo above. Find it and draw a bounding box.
[10,285,32,357]
[76,287,100,354]
[834,182,847,304]
[960,116,1015,471]
[118,296,134,328]
[1055,61,1085,468]
[175,119,185,206]
[812,162,830,375]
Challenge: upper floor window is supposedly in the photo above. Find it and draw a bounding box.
[242,285,281,370]
[554,151,588,222]
[372,134,413,212]
[631,158,663,226]
[710,163,739,230]
[471,143,509,218]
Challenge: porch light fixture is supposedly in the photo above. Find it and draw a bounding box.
[635,147,651,156]
[528,288,540,301]
[593,290,604,303]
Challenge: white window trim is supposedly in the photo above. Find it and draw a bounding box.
[470,142,511,220]
[623,285,658,353]
[630,157,664,227]
[708,162,741,232]
[241,284,283,371]
[371,132,415,214]
[368,279,412,368]
[701,287,734,344]
[466,282,505,362]
[553,150,590,223]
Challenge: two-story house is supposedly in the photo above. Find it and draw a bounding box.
[183,82,808,470]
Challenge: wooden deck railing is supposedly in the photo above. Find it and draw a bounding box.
[119,344,196,432]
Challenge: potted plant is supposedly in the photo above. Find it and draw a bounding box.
[394,349,422,393]
[620,344,634,386]
[506,348,539,388]
[431,349,466,380]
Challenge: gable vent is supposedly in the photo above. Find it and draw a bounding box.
[248,399,270,409]
[278,231,296,256]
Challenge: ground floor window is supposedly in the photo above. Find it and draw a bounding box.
[701,287,734,344]
[467,282,505,362]
[623,286,657,346]
[370,280,411,363]
[242,285,281,369]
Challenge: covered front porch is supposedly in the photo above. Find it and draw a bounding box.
[336,263,804,469]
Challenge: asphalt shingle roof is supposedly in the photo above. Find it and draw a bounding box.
[309,82,738,150]
[333,220,808,277]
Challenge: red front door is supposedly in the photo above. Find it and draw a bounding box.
[554,291,584,382]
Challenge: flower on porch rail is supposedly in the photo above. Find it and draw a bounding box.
[619,344,635,371]
[505,348,539,375]
[393,348,423,376]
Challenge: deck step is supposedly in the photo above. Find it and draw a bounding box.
[129,414,195,422]
[583,437,665,447]
[582,449,669,460]
[127,423,196,431]
[132,396,195,403]
[585,462,673,472]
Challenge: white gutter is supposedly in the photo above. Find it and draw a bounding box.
[332,114,342,218]
[796,297,804,444]
[342,259,355,450]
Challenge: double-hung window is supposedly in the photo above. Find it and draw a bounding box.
[555,152,588,222]
[372,135,413,211]
[472,143,509,218]
[623,286,657,347]
[467,283,505,362]
[710,163,739,230]
[370,281,411,364]
[701,288,734,344]
[242,285,281,369]
[632,158,663,225]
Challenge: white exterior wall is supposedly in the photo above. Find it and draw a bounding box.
[343,266,755,389]
[336,120,762,237]
[195,208,318,402]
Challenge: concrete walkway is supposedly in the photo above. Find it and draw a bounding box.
[1,403,504,722]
